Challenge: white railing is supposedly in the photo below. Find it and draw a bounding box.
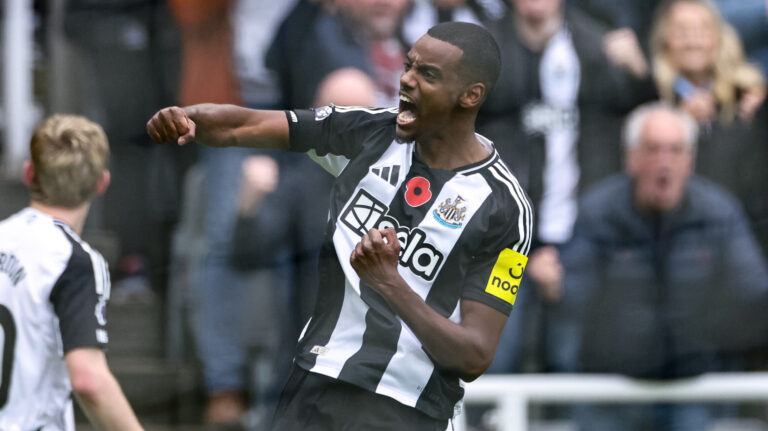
[2,0,35,179]
[455,373,768,431]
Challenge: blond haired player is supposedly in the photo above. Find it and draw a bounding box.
[0,115,143,430]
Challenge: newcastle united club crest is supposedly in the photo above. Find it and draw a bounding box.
[433,196,466,229]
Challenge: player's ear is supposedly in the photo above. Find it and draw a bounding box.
[95,170,111,196]
[23,161,34,186]
[459,82,485,109]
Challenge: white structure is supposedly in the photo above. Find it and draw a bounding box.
[2,0,35,179]
[456,373,768,431]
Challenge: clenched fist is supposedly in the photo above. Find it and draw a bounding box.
[350,228,402,289]
[146,106,196,146]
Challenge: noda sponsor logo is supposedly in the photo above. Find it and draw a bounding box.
[341,189,444,280]
[485,249,528,306]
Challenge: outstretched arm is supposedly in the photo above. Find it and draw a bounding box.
[146,104,290,150]
[350,228,508,382]
[66,348,144,431]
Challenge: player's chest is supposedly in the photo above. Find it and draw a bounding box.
[335,145,491,281]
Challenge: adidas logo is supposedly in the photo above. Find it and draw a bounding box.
[371,165,400,186]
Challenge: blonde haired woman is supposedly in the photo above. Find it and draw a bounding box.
[650,0,766,123]
[650,0,768,252]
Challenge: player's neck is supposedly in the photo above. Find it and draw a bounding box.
[416,127,489,171]
[29,201,90,236]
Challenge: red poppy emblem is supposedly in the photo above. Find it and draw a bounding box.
[404,176,432,207]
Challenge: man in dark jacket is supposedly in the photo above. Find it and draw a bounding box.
[559,102,768,430]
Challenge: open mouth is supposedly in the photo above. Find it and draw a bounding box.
[397,94,418,126]
[655,173,670,189]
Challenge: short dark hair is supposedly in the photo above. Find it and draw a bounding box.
[427,22,501,94]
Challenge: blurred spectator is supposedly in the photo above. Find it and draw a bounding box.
[229,154,335,427]
[651,0,765,124]
[230,157,280,269]
[559,103,768,430]
[166,0,300,425]
[263,0,327,107]
[63,0,184,295]
[478,0,655,373]
[233,0,298,110]
[567,0,663,54]
[230,155,331,343]
[650,0,768,251]
[562,1,657,80]
[167,0,242,423]
[267,0,411,108]
[401,0,507,46]
[169,0,241,107]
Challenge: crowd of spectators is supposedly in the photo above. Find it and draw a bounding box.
[32,0,768,429]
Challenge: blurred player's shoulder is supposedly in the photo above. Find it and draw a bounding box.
[1,208,76,283]
[2,207,72,248]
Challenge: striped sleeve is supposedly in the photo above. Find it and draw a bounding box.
[286,105,397,157]
[462,160,534,313]
[49,228,110,352]
[286,105,398,177]
[488,161,533,256]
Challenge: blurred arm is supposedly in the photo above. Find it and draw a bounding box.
[65,348,144,431]
[146,104,289,150]
[527,245,564,303]
[602,28,649,79]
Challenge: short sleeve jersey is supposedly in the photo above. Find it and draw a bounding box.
[286,105,533,419]
[0,208,110,431]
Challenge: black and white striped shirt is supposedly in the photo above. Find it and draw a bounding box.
[0,208,110,430]
[286,105,532,419]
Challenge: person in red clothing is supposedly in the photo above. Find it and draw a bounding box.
[167,0,246,423]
